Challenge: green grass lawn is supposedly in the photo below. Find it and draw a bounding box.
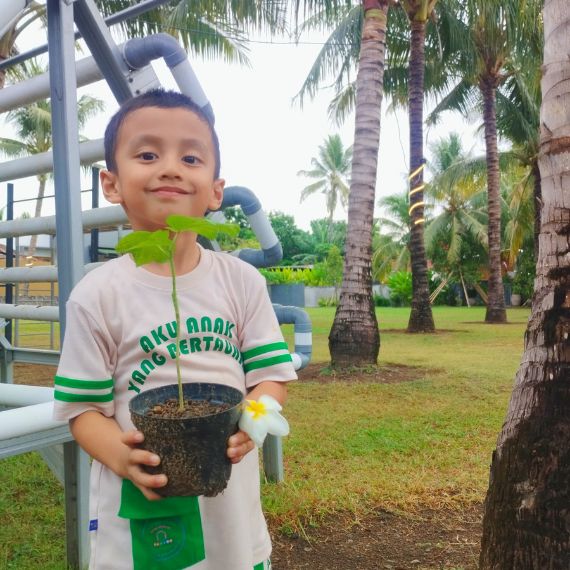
[0,307,529,568]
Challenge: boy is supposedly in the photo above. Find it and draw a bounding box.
[53,89,297,570]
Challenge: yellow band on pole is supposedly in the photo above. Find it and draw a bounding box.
[408,161,426,225]
[409,201,424,214]
[408,163,425,180]
[409,184,425,196]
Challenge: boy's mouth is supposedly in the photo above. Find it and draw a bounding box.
[151,186,188,196]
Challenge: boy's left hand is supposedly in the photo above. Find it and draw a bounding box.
[227,430,255,464]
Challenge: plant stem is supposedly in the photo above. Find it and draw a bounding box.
[169,233,184,411]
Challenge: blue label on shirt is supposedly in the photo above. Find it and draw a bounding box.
[89,519,98,531]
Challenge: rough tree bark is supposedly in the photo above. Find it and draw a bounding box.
[407,13,435,333]
[328,0,389,366]
[480,75,507,323]
[479,0,570,566]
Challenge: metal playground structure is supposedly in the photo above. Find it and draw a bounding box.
[0,1,312,567]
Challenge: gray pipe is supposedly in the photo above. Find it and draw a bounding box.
[0,56,105,114]
[123,34,214,123]
[0,204,126,239]
[271,304,312,370]
[221,186,283,267]
[0,138,104,182]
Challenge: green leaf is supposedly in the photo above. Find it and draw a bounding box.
[166,215,239,239]
[115,230,173,266]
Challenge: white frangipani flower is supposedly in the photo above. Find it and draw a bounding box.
[238,395,290,447]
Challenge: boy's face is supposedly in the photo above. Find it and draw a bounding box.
[100,106,224,231]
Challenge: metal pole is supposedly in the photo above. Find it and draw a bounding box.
[90,168,99,263]
[73,0,135,103]
[47,1,90,567]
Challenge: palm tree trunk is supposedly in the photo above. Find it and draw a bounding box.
[407,17,435,333]
[479,1,570,566]
[480,76,507,323]
[329,0,387,366]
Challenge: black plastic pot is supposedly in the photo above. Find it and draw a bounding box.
[129,382,243,497]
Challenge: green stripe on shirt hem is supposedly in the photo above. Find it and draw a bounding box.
[54,392,113,403]
[243,353,292,372]
[55,376,113,389]
[242,342,289,361]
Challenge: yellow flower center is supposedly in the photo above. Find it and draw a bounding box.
[246,399,267,420]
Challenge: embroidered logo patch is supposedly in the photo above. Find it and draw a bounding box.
[140,517,185,562]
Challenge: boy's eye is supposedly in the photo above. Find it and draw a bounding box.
[183,155,200,165]
[138,152,156,161]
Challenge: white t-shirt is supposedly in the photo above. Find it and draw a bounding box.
[54,247,296,570]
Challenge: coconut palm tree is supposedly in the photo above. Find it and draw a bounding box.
[0,61,104,292]
[479,0,570,564]
[326,0,391,366]
[428,0,542,323]
[398,0,439,332]
[298,134,352,238]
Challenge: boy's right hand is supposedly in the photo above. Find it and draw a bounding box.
[120,430,167,501]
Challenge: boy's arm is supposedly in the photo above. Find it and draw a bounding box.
[227,380,289,463]
[246,379,288,405]
[70,411,167,501]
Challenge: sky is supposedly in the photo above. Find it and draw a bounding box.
[1,9,483,232]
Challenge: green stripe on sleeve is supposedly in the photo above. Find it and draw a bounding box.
[55,376,113,390]
[242,342,289,361]
[243,353,292,373]
[54,391,114,403]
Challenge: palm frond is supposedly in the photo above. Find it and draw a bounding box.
[327,80,356,124]
[0,137,28,158]
[294,5,361,107]
[300,180,327,201]
[426,79,479,125]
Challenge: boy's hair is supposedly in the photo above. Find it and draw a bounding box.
[104,88,221,178]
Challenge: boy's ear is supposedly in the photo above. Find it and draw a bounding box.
[100,169,123,204]
[208,178,225,211]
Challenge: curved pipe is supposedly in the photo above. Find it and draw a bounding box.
[123,33,214,123]
[271,304,312,370]
[217,186,283,267]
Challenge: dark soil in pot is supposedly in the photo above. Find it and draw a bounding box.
[129,382,243,498]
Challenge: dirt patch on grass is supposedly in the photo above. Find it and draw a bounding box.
[270,505,482,570]
[297,362,439,385]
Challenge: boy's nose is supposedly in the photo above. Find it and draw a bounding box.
[158,156,183,179]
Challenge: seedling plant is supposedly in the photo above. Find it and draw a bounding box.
[116,215,239,411]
